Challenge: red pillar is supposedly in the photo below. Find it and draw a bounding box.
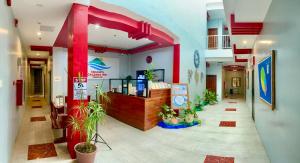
[173,44,180,83]
[66,3,88,159]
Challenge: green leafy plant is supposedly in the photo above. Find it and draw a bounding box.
[68,75,110,153]
[193,95,203,111]
[158,104,176,123]
[203,89,218,105]
[145,64,154,81]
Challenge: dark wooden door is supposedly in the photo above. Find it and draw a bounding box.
[208,28,218,49]
[206,75,217,93]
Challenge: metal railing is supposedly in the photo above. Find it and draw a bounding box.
[207,35,231,49]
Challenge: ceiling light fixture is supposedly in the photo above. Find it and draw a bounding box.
[36,53,40,56]
[259,40,273,44]
[37,31,42,36]
[95,24,100,30]
[242,40,247,44]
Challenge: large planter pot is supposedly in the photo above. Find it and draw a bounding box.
[74,143,97,163]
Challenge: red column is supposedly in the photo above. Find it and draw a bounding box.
[66,3,88,159]
[173,44,180,83]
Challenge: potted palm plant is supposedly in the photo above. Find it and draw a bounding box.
[69,80,109,163]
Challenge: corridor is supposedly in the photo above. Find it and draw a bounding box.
[11,98,269,163]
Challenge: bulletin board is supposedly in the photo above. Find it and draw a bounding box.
[171,83,189,110]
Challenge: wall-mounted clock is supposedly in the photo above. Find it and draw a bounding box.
[146,56,152,64]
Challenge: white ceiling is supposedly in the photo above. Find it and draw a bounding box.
[88,25,153,49]
[11,0,170,58]
[223,0,272,49]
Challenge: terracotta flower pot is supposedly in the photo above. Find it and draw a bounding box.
[74,143,97,163]
[170,117,178,125]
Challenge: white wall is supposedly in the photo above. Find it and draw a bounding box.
[248,0,300,162]
[0,2,26,163]
[206,62,223,100]
[51,47,68,102]
[51,48,130,101]
[130,47,173,83]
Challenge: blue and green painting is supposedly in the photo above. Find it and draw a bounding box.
[88,58,111,71]
[258,55,272,105]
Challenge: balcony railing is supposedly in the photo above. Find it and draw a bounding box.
[207,35,231,49]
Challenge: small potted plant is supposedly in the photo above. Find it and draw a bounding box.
[203,89,218,105]
[158,104,178,125]
[145,64,154,89]
[69,78,109,163]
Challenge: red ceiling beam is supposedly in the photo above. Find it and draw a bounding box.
[234,56,248,63]
[7,0,11,6]
[230,14,263,35]
[88,45,128,54]
[30,45,53,56]
[54,5,175,55]
[233,44,252,54]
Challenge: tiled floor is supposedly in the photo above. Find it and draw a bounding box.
[204,155,235,163]
[28,143,57,160]
[11,98,270,163]
[30,116,47,122]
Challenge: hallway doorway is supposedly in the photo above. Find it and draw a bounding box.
[223,65,246,99]
[206,75,217,93]
[30,68,44,96]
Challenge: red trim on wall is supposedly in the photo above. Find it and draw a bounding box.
[253,56,256,65]
[230,14,263,35]
[173,44,180,83]
[234,56,248,62]
[7,0,11,6]
[233,44,252,54]
[30,45,53,56]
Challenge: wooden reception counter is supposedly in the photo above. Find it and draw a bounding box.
[106,88,171,131]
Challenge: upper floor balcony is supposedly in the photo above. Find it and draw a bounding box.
[207,35,231,49]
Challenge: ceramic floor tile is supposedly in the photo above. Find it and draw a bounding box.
[219,121,236,127]
[27,143,57,160]
[225,108,237,111]
[204,155,235,163]
[30,116,46,122]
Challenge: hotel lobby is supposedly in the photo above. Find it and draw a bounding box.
[1,0,300,163]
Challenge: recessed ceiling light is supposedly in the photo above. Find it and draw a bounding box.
[242,40,247,44]
[36,53,40,56]
[95,24,100,29]
[37,32,42,36]
[259,40,273,44]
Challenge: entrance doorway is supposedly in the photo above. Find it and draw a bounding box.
[251,70,255,121]
[206,75,217,93]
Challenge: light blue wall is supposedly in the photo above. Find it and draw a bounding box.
[249,0,300,162]
[130,47,173,83]
[0,1,26,162]
[102,0,207,99]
